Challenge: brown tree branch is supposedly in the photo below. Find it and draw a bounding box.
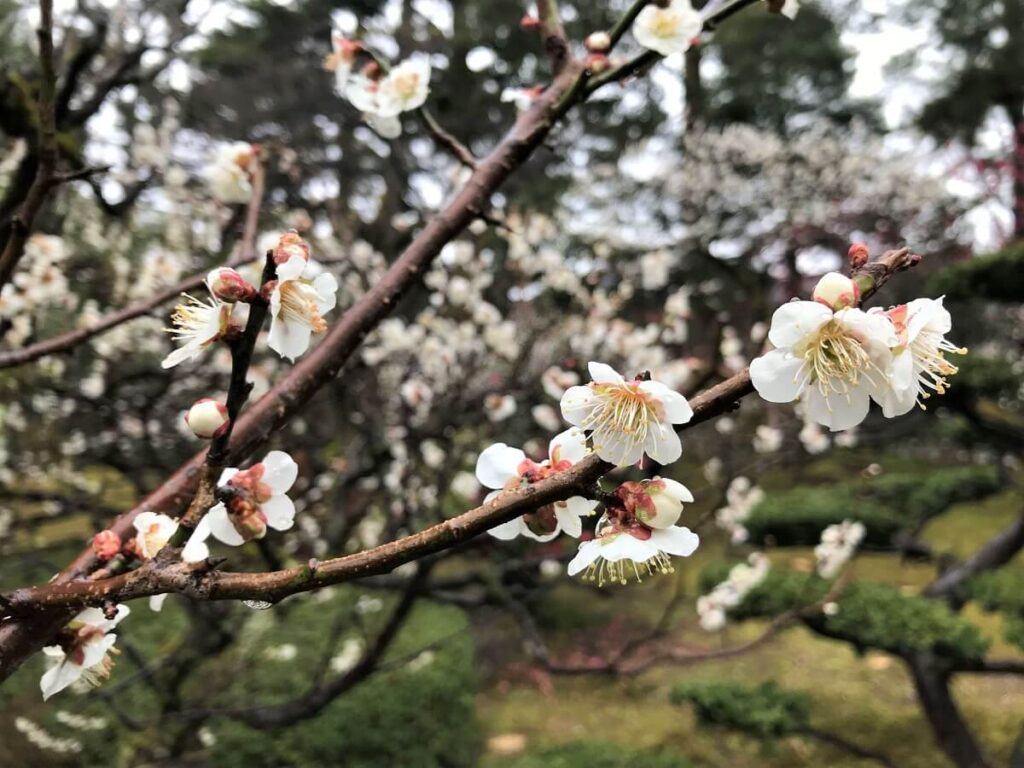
[0,0,886,682]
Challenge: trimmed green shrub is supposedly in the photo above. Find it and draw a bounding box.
[744,466,1000,547]
[968,569,1024,650]
[926,242,1024,302]
[698,567,990,661]
[499,741,698,768]
[670,681,810,739]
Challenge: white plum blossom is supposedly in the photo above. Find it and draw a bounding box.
[752,424,783,454]
[183,451,298,560]
[133,512,178,559]
[476,428,598,542]
[561,362,693,466]
[485,393,517,422]
[750,298,897,431]
[203,142,255,203]
[568,513,699,586]
[375,57,431,117]
[714,476,764,544]
[268,254,339,361]
[696,553,770,632]
[874,297,966,417]
[815,519,865,578]
[632,0,703,56]
[40,606,130,700]
[162,291,234,369]
[541,366,580,400]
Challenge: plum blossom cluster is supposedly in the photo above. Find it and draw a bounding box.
[164,230,338,369]
[714,476,765,545]
[325,32,431,138]
[814,519,865,578]
[568,477,699,586]
[751,271,966,431]
[476,361,699,584]
[696,553,771,632]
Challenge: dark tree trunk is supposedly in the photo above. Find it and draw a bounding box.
[684,45,705,131]
[906,652,992,768]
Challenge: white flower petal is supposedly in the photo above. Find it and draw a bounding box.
[651,526,699,557]
[767,301,832,348]
[548,427,587,465]
[268,315,314,361]
[182,517,212,563]
[262,494,296,531]
[750,349,806,403]
[804,385,871,432]
[475,443,526,489]
[587,361,624,384]
[645,422,682,465]
[41,658,81,701]
[488,517,526,540]
[206,503,245,546]
[262,451,298,495]
[560,385,597,427]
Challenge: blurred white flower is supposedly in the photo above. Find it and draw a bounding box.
[815,519,865,578]
[632,0,702,56]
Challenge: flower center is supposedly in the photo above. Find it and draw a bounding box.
[582,383,659,444]
[279,281,327,333]
[168,294,220,342]
[392,71,420,99]
[651,9,681,37]
[801,320,879,398]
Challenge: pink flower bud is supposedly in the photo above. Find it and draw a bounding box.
[185,398,230,439]
[848,242,869,269]
[92,530,121,561]
[585,53,611,74]
[272,231,310,266]
[520,15,540,30]
[812,272,860,310]
[585,31,612,53]
[207,267,256,303]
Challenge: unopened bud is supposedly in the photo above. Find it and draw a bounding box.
[92,530,121,561]
[585,52,611,74]
[207,267,257,303]
[362,61,381,80]
[185,398,230,439]
[638,477,694,529]
[812,272,860,310]
[272,231,310,266]
[848,242,869,269]
[585,31,612,53]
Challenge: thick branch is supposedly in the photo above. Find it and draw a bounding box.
[924,511,1024,608]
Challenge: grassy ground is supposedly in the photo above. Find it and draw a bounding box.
[477,485,1024,768]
